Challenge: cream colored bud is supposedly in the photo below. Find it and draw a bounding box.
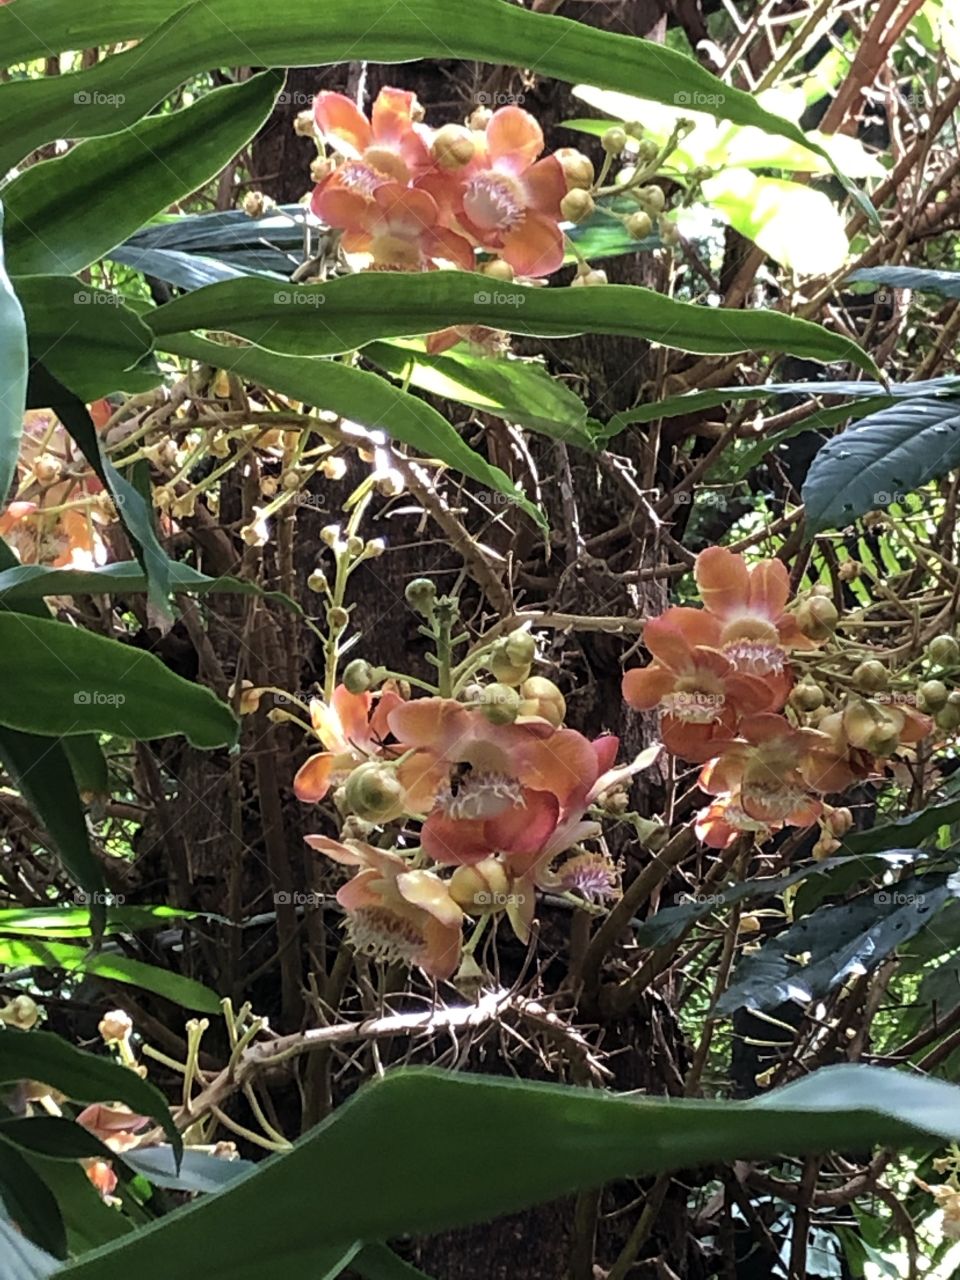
[481,258,515,282]
[602,127,628,155]
[431,123,476,169]
[98,1010,133,1044]
[572,267,608,288]
[478,682,521,725]
[555,147,594,191]
[560,188,595,224]
[320,455,346,479]
[519,676,565,726]
[626,211,653,240]
[0,995,40,1030]
[294,110,316,137]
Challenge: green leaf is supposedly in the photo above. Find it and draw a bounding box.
[841,798,960,856]
[716,874,957,1015]
[0,203,27,508]
[0,1136,66,1258]
[148,271,876,372]
[793,849,931,919]
[0,0,872,213]
[802,395,960,535]
[0,1116,114,1162]
[352,1245,437,1280]
[0,612,237,748]
[0,1029,178,1151]
[63,735,110,799]
[0,938,221,1012]
[55,1064,960,1280]
[123,1146,253,1193]
[0,903,194,938]
[15,276,158,401]
[3,73,283,277]
[365,340,596,449]
[157,331,545,527]
[0,557,300,613]
[0,727,106,919]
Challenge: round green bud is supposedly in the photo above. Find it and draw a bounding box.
[602,127,628,155]
[478,683,521,725]
[919,679,949,712]
[343,659,376,695]
[404,577,437,616]
[626,211,653,240]
[928,634,960,667]
[852,659,889,693]
[343,763,404,824]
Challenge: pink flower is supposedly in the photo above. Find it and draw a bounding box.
[293,684,403,803]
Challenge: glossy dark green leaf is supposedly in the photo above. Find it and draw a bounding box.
[0,903,194,938]
[848,265,960,299]
[157,332,544,527]
[365,341,596,449]
[0,1136,66,1258]
[0,0,871,216]
[0,556,300,613]
[0,1029,178,1151]
[842,798,960,856]
[63,735,110,799]
[15,276,158,401]
[802,395,960,535]
[352,1245,437,1280]
[0,727,106,918]
[148,271,876,372]
[0,1116,113,1162]
[0,612,237,748]
[57,1064,960,1280]
[0,938,221,1012]
[717,874,957,1014]
[3,73,282,277]
[123,1145,253,1193]
[0,204,27,506]
[792,849,931,919]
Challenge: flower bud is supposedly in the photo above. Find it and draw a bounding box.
[658,215,680,245]
[294,110,316,137]
[795,595,838,641]
[838,559,861,582]
[844,699,901,755]
[345,534,365,557]
[307,568,328,593]
[478,682,521,725]
[813,834,841,861]
[327,605,350,632]
[33,454,62,484]
[405,577,437,615]
[228,679,263,716]
[242,191,275,219]
[343,762,404,823]
[519,676,565,727]
[503,628,536,670]
[0,995,39,1030]
[602,127,628,155]
[626,210,653,240]
[738,914,761,935]
[466,105,492,131]
[481,257,514,282]
[936,702,960,732]
[320,454,346,479]
[431,123,476,169]
[790,680,824,712]
[449,857,511,914]
[320,524,341,547]
[919,679,949,712]
[852,659,888,693]
[928,634,960,667]
[825,806,853,837]
[571,267,608,287]
[488,643,531,685]
[556,147,595,191]
[343,659,377,695]
[635,185,665,213]
[98,1010,132,1045]
[560,188,595,224]
[636,139,659,164]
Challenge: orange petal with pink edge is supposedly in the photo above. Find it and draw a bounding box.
[373,181,439,231]
[737,711,796,746]
[304,834,366,866]
[293,752,336,802]
[899,706,933,743]
[658,606,723,650]
[396,869,462,927]
[486,789,559,864]
[695,546,750,618]
[801,750,857,794]
[641,613,698,675]
[748,557,790,618]
[371,87,418,143]
[522,155,566,215]
[396,749,451,813]
[516,728,600,804]
[388,697,466,748]
[785,795,821,827]
[331,685,373,749]
[88,399,113,430]
[622,662,676,710]
[421,812,492,865]
[725,672,783,716]
[500,210,564,277]
[426,227,476,270]
[0,500,37,536]
[777,616,818,651]
[369,688,405,744]
[311,183,371,231]
[593,734,619,774]
[314,92,373,157]
[661,715,735,764]
[486,106,544,171]
[337,867,382,911]
[699,749,747,795]
[695,802,740,849]
[420,914,463,979]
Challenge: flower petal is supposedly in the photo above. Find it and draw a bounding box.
[421,811,492,865]
[396,868,463,928]
[622,662,677,709]
[314,92,373,157]
[748,557,790,617]
[293,752,336,802]
[695,546,750,618]
[486,788,560,867]
[500,209,564,277]
[331,685,373,750]
[486,105,544,170]
[521,155,566,215]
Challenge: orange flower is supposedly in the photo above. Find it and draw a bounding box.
[386,697,600,867]
[431,106,567,277]
[623,610,776,762]
[693,546,816,704]
[306,835,463,978]
[313,87,432,184]
[695,792,775,849]
[699,713,825,826]
[293,684,403,803]
[76,1103,150,1153]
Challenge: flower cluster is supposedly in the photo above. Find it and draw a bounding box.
[308,87,580,284]
[290,583,650,980]
[622,546,933,850]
